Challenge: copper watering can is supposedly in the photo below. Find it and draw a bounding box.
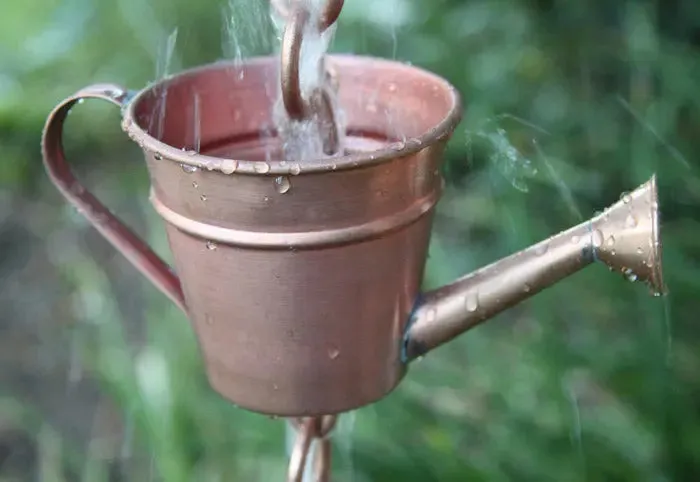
[41,55,664,417]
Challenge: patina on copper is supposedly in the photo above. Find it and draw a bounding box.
[41,54,664,418]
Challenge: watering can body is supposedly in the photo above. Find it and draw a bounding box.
[41,55,662,416]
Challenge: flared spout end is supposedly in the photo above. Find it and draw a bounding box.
[591,175,664,296]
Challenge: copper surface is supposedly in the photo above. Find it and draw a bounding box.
[405,175,663,360]
[41,54,663,418]
[41,56,460,416]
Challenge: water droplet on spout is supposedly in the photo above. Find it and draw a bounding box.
[535,242,549,255]
[592,229,604,248]
[327,347,340,360]
[465,292,479,312]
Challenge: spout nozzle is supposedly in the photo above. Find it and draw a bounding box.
[591,175,664,295]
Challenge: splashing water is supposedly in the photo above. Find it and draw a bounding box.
[271,0,346,162]
[662,292,673,366]
[336,411,357,480]
[222,0,277,74]
[533,139,583,221]
[67,333,83,389]
[563,378,586,473]
[150,28,178,140]
[191,91,201,152]
[466,117,539,193]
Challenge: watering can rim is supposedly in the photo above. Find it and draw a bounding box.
[120,54,464,176]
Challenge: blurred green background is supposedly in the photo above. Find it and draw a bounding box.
[1,0,699,480]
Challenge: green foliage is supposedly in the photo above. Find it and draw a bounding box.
[1,0,699,480]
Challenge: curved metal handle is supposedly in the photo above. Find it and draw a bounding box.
[41,83,187,313]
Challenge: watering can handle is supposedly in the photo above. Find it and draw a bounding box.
[41,83,187,313]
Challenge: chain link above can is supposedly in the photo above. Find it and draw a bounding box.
[276,0,344,155]
[287,415,337,482]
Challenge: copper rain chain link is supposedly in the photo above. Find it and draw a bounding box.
[275,0,344,155]
[274,1,344,480]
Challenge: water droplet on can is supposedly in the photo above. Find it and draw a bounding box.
[192,181,198,189]
[625,214,638,228]
[274,176,291,194]
[623,268,638,282]
[181,163,198,173]
[606,235,616,247]
[200,194,207,202]
[327,346,340,360]
[221,159,238,174]
[289,163,302,175]
[620,192,632,204]
[571,235,580,244]
[206,241,217,251]
[154,152,163,161]
[254,161,270,174]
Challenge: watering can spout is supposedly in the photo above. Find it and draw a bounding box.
[404,175,664,361]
